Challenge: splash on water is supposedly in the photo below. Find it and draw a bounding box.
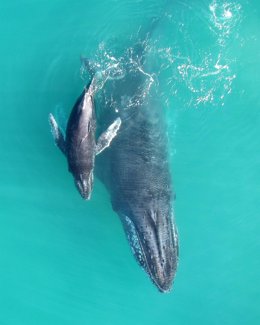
[153,0,243,108]
[80,41,155,112]
[80,1,242,110]
[209,0,242,46]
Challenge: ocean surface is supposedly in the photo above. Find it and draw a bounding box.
[0,0,259,324]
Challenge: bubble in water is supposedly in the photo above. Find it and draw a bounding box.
[150,0,243,108]
[209,0,242,45]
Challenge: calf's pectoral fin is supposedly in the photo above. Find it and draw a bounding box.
[49,113,67,155]
[95,117,122,155]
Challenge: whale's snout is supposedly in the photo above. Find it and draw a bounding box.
[74,171,94,200]
[120,209,179,293]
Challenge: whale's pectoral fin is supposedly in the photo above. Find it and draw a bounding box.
[49,113,66,155]
[95,117,122,155]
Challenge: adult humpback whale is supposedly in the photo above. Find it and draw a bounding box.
[93,22,179,292]
[49,77,121,199]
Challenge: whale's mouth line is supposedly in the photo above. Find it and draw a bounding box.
[134,226,169,292]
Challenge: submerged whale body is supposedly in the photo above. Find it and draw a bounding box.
[49,77,121,199]
[94,25,179,292]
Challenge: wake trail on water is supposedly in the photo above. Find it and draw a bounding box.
[81,0,243,113]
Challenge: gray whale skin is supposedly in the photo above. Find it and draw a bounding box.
[95,32,179,292]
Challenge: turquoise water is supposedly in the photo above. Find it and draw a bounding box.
[0,0,259,324]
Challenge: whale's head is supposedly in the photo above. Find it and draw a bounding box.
[117,204,179,293]
[73,170,94,200]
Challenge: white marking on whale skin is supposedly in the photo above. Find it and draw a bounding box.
[173,226,178,249]
[82,91,92,111]
[149,210,158,225]
[48,113,66,155]
[82,74,104,106]
[124,215,145,267]
[104,117,122,143]
[95,117,122,155]
[49,113,61,141]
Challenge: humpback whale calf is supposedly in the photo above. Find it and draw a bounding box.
[49,77,121,199]
[94,23,179,292]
